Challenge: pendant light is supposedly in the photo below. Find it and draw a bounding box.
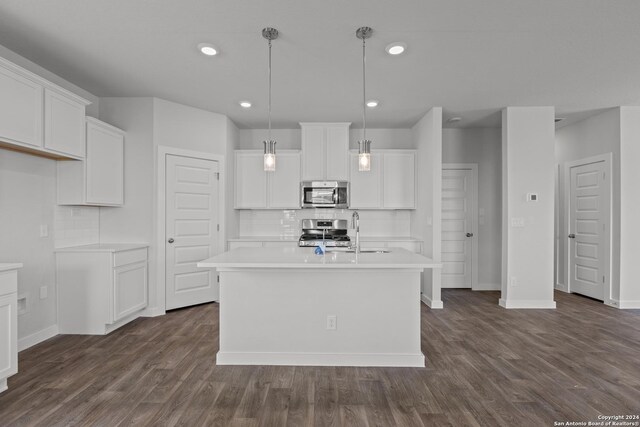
[262,27,278,171]
[356,26,373,172]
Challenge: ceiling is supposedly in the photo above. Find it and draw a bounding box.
[0,0,639,129]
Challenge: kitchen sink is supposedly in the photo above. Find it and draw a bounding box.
[327,248,390,254]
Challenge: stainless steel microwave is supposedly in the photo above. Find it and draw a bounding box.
[301,181,349,209]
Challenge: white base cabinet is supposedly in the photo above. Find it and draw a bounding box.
[0,265,21,394]
[57,117,125,206]
[56,245,148,335]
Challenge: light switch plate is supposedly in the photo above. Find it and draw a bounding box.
[511,218,525,227]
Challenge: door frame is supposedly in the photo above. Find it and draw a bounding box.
[563,153,612,305]
[157,146,225,313]
[442,163,479,290]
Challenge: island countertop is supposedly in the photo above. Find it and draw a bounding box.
[197,246,441,270]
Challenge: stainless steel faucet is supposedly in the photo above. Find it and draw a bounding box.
[351,211,360,254]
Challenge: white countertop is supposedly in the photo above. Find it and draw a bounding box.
[228,236,423,242]
[198,247,440,270]
[0,263,23,272]
[54,243,149,253]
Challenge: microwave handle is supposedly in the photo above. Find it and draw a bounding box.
[333,190,338,204]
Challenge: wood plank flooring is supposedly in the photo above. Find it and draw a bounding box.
[1,290,639,426]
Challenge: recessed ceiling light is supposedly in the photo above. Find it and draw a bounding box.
[239,101,252,108]
[198,43,218,56]
[385,42,406,55]
[447,117,462,123]
[366,100,379,108]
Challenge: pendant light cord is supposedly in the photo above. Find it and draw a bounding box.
[362,37,366,141]
[268,39,272,142]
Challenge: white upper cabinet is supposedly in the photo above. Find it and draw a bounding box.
[301,123,350,181]
[235,150,301,209]
[0,64,43,148]
[0,56,90,159]
[44,88,86,157]
[383,151,416,209]
[57,118,125,206]
[349,150,416,209]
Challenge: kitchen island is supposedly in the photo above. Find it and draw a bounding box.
[197,247,440,367]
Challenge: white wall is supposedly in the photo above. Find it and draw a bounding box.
[410,108,443,308]
[442,128,502,289]
[501,107,556,308]
[0,150,57,342]
[618,107,640,307]
[237,128,413,150]
[555,108,620,295]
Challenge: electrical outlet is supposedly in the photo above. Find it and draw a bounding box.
[511,217,525,227]
[17,295,27,315]
[40,224,49,238]
[326,315,337,330]
[510,277,518,287]
[40,286,48,299]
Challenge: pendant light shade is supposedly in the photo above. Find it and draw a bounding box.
[356,26,373,172]
[262,27,279,171]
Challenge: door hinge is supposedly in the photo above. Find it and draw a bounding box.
[603,275,605,283]
[602,171,605,180]
[217,224,220,231]
[217,276,220,283]
[215,172,220,180]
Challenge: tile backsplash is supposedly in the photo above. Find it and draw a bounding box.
[238,209,412,238]
[54,206,100,248]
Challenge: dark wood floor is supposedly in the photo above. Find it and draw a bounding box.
[1,290,639,426]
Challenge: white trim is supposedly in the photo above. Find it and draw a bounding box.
[216,351,425,367]
[616,300,640,309]
[421,293,443,309]
[475,282,501,291]
[0,378,6,393]
[442,163,479,290]
[499,298,557,309]
[564,153,613,305]
[140,307,165,317]
[555,282,569,293]
[18,325,58,352]
[157,146,226,313]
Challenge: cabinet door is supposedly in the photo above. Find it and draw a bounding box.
[0,294,17,380]
[301,125,325,180]
[325,125,349,180]
[235,152,267,208]
[112,262,147,323]
[86,122,124,205]
[383,152,416,208]
[269,152,301,208]
[0,66,43,148]
[349,152,382,208]
[44,89,86,157]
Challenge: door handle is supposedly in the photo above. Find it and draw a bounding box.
[168,238,175,243]
[466,233,473,237]
[568,234,576,239]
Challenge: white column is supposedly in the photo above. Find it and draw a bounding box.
[618,107,640,308]
[500,107,556,309]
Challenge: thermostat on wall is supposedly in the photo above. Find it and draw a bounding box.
[527,193,539,202]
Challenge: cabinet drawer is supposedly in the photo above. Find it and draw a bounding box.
[113,248,147,267]
[0,270,18,296]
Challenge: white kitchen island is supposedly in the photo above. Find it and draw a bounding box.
[197,247,440,367]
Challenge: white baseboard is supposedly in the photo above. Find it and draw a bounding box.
[474,282,500,291]
[18,324,59,352]
[421,294,443,309]
[216,351,425,367]
[555,282,569,293]
[616,300,640,309]
[499,298,557,309]
[141,307,165,317]
[0,378,7,393]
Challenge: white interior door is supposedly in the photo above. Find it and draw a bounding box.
[442,168,475,288]
[166,155,220,310]
[569,161,609,301]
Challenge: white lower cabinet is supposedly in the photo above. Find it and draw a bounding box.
[0,266,21,394]
[228,240,298,250]
[56,245,148,335]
